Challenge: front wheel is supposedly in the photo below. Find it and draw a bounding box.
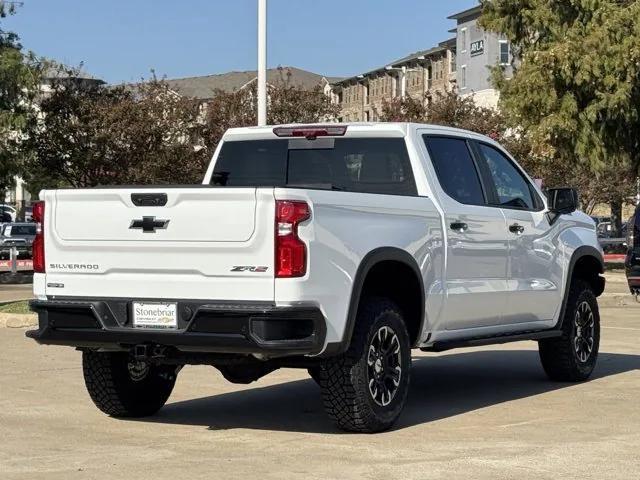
[82,351,177,417]
[539,279,600,381]
[318,298,411,433]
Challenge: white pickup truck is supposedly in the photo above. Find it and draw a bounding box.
[28,123,605,433]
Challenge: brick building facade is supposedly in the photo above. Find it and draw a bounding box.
[331,4,513,120]
[331,39,456,122]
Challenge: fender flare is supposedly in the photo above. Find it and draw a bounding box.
[322,247,425,357]
[554,245,605,329]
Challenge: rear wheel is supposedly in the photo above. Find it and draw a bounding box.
[318,298,411,433]
[82,351,177,417]
[539,279,600,381]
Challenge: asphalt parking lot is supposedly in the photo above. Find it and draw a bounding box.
[0,283,32,302]
[1,276,638,479]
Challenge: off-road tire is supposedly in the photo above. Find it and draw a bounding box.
[539,279,600,381]
[318,297,411,433]
[82,351,177,417]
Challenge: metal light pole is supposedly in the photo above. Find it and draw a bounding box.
[257,0,267,126]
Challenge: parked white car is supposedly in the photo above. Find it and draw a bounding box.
[27,123,605,432]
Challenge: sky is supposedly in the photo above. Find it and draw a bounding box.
[5,0,477,84]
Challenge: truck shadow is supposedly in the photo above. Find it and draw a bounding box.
[142,350,640,434]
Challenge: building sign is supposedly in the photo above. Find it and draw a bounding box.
[470,39,484,57]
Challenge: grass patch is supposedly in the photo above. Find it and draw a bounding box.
[0,300,31,314]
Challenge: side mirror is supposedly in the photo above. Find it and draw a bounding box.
[546,187,578,224]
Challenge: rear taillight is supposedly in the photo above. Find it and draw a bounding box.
[32,201,45,273]
[275,200,310,278]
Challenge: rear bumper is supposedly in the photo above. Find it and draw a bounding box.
[27,298,326,357]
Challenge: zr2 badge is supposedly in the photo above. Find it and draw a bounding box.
[230,266,269,273]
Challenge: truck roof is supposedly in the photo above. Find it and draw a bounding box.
[222,122,497,142]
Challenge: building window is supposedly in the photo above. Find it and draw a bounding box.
[499,40,510,65]
[460,65,467,89]
[460,28,467,53]
[450,52,456,73]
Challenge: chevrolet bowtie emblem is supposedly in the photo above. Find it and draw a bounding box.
[129,216,170,233]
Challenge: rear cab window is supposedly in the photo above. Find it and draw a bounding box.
[422,135,486,205]
[211,137,417,196]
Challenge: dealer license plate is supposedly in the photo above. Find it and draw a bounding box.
[132,302,178,329]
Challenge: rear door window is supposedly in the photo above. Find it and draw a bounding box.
[212,138,417,196]
[423,136,486,205]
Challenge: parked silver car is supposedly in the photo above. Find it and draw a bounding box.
[0,222,36,259]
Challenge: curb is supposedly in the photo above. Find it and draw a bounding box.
[0,298,33,306]
[0,272,34,285]
[0,312,37,328]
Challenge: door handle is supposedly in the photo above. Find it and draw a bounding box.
[509,223,525,234]
[450,221,468,232]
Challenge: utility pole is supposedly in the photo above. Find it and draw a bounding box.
[257,0,267,126]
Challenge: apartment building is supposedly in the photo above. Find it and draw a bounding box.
[331,39,456,122]
[331,3,514,119]
[448,5,512,108]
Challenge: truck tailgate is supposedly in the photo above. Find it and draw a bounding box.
[42,187,275,301]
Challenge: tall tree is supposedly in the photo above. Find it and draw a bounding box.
[480,0,640,234]
[204,68,339,150]
[378,90,505,137]
[376,89,622,211]
[0,1,42,194]
[378,90,523,158]
[24,67,339,188]
[24,73,209,187]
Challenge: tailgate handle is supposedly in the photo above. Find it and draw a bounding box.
[131,193,167,207]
